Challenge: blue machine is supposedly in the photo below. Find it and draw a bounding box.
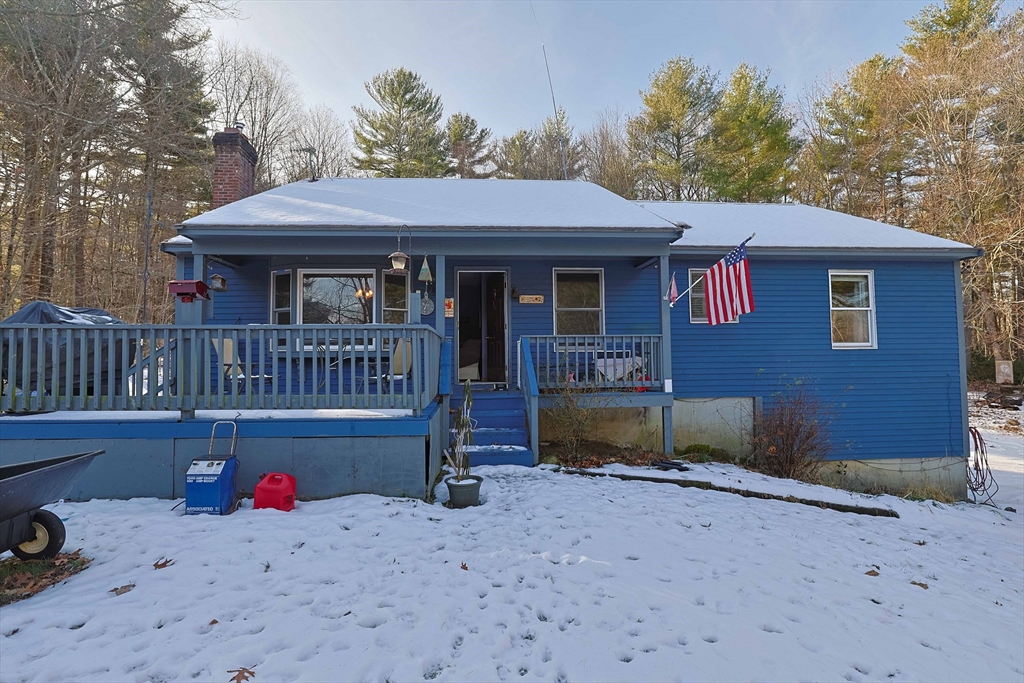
[185,421,239,515]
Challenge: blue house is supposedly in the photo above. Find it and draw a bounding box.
[0,129,980,500]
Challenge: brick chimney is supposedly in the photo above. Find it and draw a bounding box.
[212,126,258,209]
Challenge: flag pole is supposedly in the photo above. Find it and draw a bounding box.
[669,233,756,307]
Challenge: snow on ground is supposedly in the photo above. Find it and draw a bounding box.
[982,429,1024,511]
[2,466,1022,683]
[969,391,1022,434]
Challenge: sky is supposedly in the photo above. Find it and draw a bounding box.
[210,0,934,137]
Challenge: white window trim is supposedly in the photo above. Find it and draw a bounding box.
[688,268,738,324]
[296,268,377,324]
[270,269,292,325]
[829,269,877,350]
[552,268,605,336]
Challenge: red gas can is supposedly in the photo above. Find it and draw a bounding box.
[254,473,296,511]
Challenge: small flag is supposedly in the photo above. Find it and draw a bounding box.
[668,272,679,307]
[705,239,755,325]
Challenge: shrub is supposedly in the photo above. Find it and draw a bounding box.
[547,381,608,463]
[748,388,831,481]
[676,443,733,463]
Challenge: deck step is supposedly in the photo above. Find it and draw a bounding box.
[466,445,533,467]
[462,408,526,430]
[454,426,528,447]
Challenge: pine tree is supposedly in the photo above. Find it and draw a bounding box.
[352,68,446,178]
[702,63,800,202]
[534,107,584,180]
[444,112,493,178]
[493,129,537,179]
[628,57,721,200]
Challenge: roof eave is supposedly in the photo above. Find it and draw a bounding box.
[177,224,680,238]
[670,245,983,260]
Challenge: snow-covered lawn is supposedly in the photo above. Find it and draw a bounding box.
[1,433,1022,683]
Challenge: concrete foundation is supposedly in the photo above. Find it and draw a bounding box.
[671,397,753,455]
[538,407,662,450]
[817,456,969,501]
[538,397,755,455]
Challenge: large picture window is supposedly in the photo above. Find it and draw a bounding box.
[298,270,375,324]
[829,270,876,348]
[553,269,603,335]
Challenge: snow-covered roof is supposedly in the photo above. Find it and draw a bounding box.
[182,178,677,231]
[638,201,979,255]
[162,235,192,245]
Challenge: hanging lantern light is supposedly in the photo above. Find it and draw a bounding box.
[387,224,411,274]
[388,249,409,274]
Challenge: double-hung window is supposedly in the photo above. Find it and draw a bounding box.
[553,269,604,335]
[829,270,876,348]
[271,270,292,324]
[688,268,737,324]
[298,270,376,324]
[382,271,410,324]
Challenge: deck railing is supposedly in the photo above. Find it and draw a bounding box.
[0,324,442,415]
[520,335,663,392]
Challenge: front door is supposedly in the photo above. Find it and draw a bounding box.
[456,270,508,384]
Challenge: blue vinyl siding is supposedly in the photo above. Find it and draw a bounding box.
[670,257,966,461]
[444,257,661,383]
[205,258,270,325]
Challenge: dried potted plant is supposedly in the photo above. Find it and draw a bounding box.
[444,381,482,507]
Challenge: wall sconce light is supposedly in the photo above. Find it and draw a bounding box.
[510,287,519,298]
[209,274,228,292]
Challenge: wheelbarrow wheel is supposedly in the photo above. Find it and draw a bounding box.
[11,510,66,561]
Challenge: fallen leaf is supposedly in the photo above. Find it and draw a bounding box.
[911,581,929,590]
[153,558,175,570]
[209,619,219,625]
[701,522,712,528]
[228,667,256,683]
[865,570,880,577]
[460,562,468,571]
[109,583,135,596]
[343,611,352,617]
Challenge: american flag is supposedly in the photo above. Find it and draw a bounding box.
[705,239,755,325]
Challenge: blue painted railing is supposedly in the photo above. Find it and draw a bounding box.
[519,340,540,464]
[0,324,442,415]
[521,335,663,392]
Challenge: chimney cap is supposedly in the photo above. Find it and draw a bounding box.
[232,120,245,132]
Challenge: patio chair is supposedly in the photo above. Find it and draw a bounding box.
[358,338,413,394]
[211,337,273,393]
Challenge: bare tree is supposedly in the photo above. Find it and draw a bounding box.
[281,104,353,182]
[208,39,300,190]
[581,107,638,199]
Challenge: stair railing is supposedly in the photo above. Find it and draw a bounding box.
[519,340,540,465]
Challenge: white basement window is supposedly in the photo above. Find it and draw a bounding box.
[829,270,876,349]
[553,269,604,335]
[688,268,737,324]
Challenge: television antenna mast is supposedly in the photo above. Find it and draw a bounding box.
[529,0,568,180]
